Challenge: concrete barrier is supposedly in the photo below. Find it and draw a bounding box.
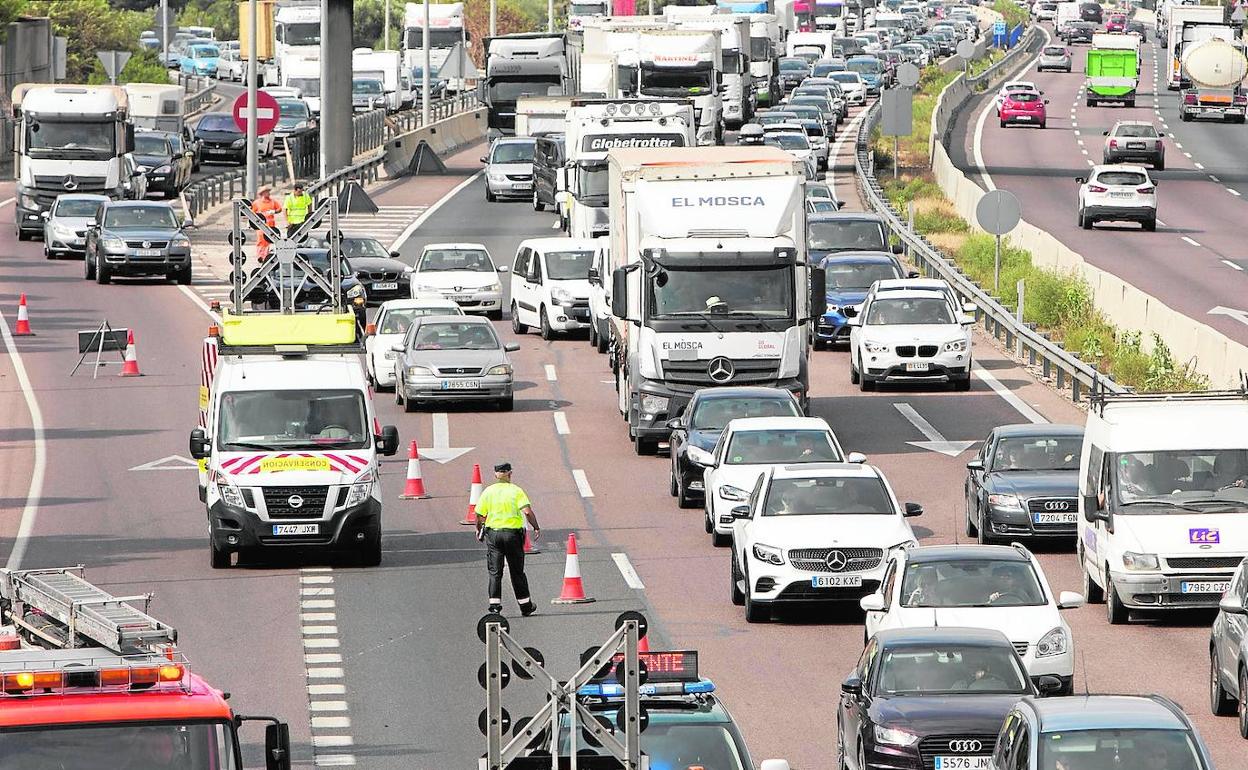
[382,108,487,178]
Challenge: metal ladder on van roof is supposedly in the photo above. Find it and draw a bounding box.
[0,566,177,653]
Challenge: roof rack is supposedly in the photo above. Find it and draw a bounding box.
[0,566,177,654]
[1087,374,1248,415]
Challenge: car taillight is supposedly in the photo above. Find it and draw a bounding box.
[1137,186,1155,194]
[1235,94,1248,105]
[1183,93,1198,104]
[1088,185,1108,193]
[1108,139,1118,148]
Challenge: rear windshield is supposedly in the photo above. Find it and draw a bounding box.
[1011,92,1040,103]
[1043,46,1066,56]
[1095,171,1146,186]
[726,430,842,465]
[1115,125,1157,138]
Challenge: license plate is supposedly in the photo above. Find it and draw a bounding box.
[1181,580,1231,594]
[1033,512,1077,524]
[935,758,990,770]
[272,524,318,535]
[1015,115,1032,121]
[1109,191,1132,199]
[905,362,930,372]
[450,294,473,302]
[812,574,863,588]
[442,379,481,390]
[135,249,162,257]
[1127,142,1145,149]
[373,282,398,291]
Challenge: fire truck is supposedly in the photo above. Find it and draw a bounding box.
[0,566,292,769]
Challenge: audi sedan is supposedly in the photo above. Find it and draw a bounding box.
[964,424,1084,544]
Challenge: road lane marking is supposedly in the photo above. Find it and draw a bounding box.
[310,701,350,712]
[1181,236,1201,247]
[1183,152,1192,158]
[1174,142,1182,149]
[299,569,355,767]
[177,284,222,323]
[311,717,351,729]
[301,575,333,584]
[302,599,336,609]
[572,469,594,497]
[1156,219,1167,226]
[1081,149,1088,155]
[893,403,976,456]
[553,411,570,435]
[612,553,646,589]
[302,612,336,622]
[972,363,1048,424]
[1211,175,1221,182]
[391,170,485,252]
[0,197,13,207]
[544,364,558,381]
[550,220,561,230]
[304,566,333,572]
[1230,189,1242,197]
[1194,162,1204,170]
[315,757,356,767]
[304,637,340,649]
[1222,260,1244,271]
[0,309,46,571]
[303,625,339,635]
[309,684,347,695]
[301,587,334,597]
[308,668,346,678]
[314,736,355,748]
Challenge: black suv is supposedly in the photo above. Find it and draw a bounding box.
[194,112,246,165]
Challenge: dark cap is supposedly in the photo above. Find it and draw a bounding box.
[494,462,513,473]
[293,183,304,190]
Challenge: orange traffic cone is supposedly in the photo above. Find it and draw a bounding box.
[551,533,595,604]
[400,440,430,499]
[524,526,541,554]
[461,463,483,525]
[638,634,650,653]
[119,330,142,376]
[13,293,33,336]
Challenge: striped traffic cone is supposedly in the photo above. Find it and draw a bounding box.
[552,534,595,604]
[523,525,541,554]
[400,440,430,499]
[119,330,142,377]
[13,293,33,336]
[461,463,483,525]
[638,634,650,653]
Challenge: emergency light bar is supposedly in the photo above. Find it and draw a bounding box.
[1,660,185,697]
[578,679,715,698]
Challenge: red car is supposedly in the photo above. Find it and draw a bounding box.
[1106,13,1126,32]
[999,90,1048,128]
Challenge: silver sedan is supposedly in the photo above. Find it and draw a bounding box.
[1037,45,1072,73]
[393,315,519,412]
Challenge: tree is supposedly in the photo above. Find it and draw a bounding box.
[41,0,151,82]
[177,0,239,41]
[464,0,539,63]
[87,49,170,84]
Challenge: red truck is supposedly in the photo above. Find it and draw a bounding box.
[0,566,292,770]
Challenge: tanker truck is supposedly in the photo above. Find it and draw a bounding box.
[1179,37,1248,123]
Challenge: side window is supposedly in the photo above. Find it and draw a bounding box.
[531,252,544,283]
[881,558,898,603]
[513,248,529,277]
[1098,452,1113,511]
[1084,444,1103,497]
[1009,723,1031,770]
[747,474,766,513]
[854,638,876,684]
[981,433,996,468]
[535,141,548,166]
[994,712,1019,768]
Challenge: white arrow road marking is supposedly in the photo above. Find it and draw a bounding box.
[612,553,645,590]
[894,403,977,457]
[420,412,473,464]
[129,454,200,471]
[1209,306,1248,327]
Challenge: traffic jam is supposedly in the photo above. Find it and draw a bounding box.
[3,0,1248,769]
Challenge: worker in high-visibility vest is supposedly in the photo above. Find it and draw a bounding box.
[283,183,313,238]
[251,186,281,261]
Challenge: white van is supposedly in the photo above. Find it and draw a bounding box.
[509,237,597,340]
[1078,389,1248,624]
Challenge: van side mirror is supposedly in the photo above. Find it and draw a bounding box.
[611,268,634,322]
[840,674,862,696]
[1083,494,1109,522]
[377,425,399,456]
[188,427,211,460]
[265,722,292,770]
[587,267,601,286]
[903,502,923,517]
[859,592,885,612]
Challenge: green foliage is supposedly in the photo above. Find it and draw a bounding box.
[87,49,170,85]
[177,0,238,41]
[40,0,151,82]
[992,0,1029,30]
[351,0,405,49]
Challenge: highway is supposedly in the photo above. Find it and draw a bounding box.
[3,94,1247,767]
[948,19,1248,350]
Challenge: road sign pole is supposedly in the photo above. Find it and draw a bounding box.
[246,0,258,199]
[994,233,1002,293]
[422,0,431,125]
[490,0,497,36]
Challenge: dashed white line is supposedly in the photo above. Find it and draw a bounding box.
[1174,142,1183,149]
[1230,188,1242,197]
[1211,175,1221,182]
[1156,219,1168,227]
[1222,260,1244,271]
[1194,162,1204,170]
[553,411,570,435]
[300,587,335,596]
[308,667,346,678]
[310,701,350,712]
[572,469,595,498]
[0,309,46,572]
[315,757,357,767]
[0,196,14,207]
[1081,149,1089,155]
[302,612,336,622]
[304,638,341,649]
[1076,139,1084,146]
[311,717,351,729]
[1183,152,1192,158]
[972,363,1047,424]
[612,553,646,589]
[303,625,339,635]
[299,567,355,768]
[301,575,334,584]
[314,736,356,748]
[302,599,336,609]
[309,684,347,695]
[544,364,558,381]
[1181,236,1201,247]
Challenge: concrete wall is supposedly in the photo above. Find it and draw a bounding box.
[382,107,487,178]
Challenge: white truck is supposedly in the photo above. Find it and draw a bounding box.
[1179,36,1248,122]
[274,1,321,66]
[483,34,571,137]
[747,13,781,106]
[637,30,724,145]
[674,15,756,128]
[568,0,611,31]
[403,2,468,90]
[564,98,697,242]
[786,30,836,57]
[123,82,185,133]
[282,54,322,114]
[1078,389,1248,623]
[607,145,815,454]
[352,48,405,112]
[1164,6,1227,89]
[515,95,576,136]
[11,84,135,241]
[1054,1,1079,34]
[579,52,621,98]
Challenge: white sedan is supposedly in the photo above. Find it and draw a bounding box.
[409,242,508,319]
[730,462,921,623]
[847,287,974,391]
[861,543,1085,693]
[828,71,868,104]
[689,416,863,546]
[364,298,463,390]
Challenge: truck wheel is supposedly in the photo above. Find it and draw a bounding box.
[210,541,230,569]
[596,323,609,354]
[1105,574,1129,624]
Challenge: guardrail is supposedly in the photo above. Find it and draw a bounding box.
[184,158,286,220]
[855,75,1127,401]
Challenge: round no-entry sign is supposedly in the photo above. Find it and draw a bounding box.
[232,90,280,136]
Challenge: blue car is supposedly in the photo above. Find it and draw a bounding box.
[815,252,910,347]
[847,56,886,95]
[180,44,220,76]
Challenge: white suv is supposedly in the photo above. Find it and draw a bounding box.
[861,543,1085,694]
[729,462,922,623]
[689,416,863,546]
[1077,164,1157,231]
[509,237,597,340]
[847,288,973,391]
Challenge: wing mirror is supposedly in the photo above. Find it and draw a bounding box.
[891,243,903,254]
[665,417,686,431]
[731,505,751,519]
[264,722,292,770]
[1219,594,1246,615]
[966,458,984,471]
[840,674,863,696]
[376,425,400,456]
[1075,176,1086,184]
[1102,130,1109,136]
[188,427,211,459]
[1057,590,1086,610]
[1035,675,1063,696]
[686,446,715,468]
[903,502,923,517]
[480,155,489,163]
[847,451,867,464]
[503,342,520,352]
[497,265,509,272]
[390,343,405,353]
[859,592,886,612]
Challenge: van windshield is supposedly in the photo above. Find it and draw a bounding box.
[1114,449,1248,512]
[218,390,369,450]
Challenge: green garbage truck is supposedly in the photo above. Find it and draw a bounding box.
[1086,33,1139,107]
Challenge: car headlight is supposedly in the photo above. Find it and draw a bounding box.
[413,283,442,293]
[102,237,126,253]
[155,164,173,174]
[987,493,1023,511]
[487,171,507,182]
[211,471,246,508]
[19,192,39,209]
[752,543,784,566]
[718,484,748,501]
[862,340,890,353]
[137,165,151,173]
[826,303,840,314]
[640,394,669,416]
[873,725,919,747]
[1122,551,1159,571]
[1036,626,1068,657]
[346,284,366,299]
[484,283,501,293]
[171,235,191,248]
[51,224,76,238]
[406,365,434,377]
[344,472,376,507]
[551,287,574,306]
[943,338,968,352]
[383,351,397,360]
[231,138,246,148]
[487,363,512,376]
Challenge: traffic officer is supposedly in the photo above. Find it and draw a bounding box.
[474,462,541,616]
[283,182,313,237]
[250,186,282,261]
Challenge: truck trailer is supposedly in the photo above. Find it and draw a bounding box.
[1180,36,1248,122]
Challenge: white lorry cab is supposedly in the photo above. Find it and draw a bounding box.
[1078,388,1248,624]
[191,312,399,569]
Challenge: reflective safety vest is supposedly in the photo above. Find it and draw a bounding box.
[284,192,313,224]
